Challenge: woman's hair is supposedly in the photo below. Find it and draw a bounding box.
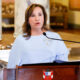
[22,4,48,38]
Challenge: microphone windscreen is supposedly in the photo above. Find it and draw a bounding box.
[43,32,46,36]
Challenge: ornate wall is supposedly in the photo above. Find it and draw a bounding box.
[14,0,28,37]
[14,0,49,37]
[0,0,2,40]
[2,0,14,3]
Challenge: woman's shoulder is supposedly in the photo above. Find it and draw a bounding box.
[14,34,26,42]
[46,30,60,38]
[15,34,23,40]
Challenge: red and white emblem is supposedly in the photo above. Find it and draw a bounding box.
[43,70,53,80]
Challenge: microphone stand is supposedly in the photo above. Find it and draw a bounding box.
[43,32,80,44]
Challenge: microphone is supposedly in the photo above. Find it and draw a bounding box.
[43,32,80,43]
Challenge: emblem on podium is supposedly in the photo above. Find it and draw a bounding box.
[43,70,53,80]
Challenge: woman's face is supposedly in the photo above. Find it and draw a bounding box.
[29,7,44,30]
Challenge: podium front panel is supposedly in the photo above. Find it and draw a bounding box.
[16,65,79,80]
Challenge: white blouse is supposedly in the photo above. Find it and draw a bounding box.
[7,31,69,68]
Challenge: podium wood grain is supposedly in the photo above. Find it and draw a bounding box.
[3,65,80,80]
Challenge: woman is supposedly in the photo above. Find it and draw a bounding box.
[7,4,69,68]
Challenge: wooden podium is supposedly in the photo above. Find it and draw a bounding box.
[3,62,80,80]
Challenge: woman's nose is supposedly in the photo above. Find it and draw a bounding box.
[35,16,39,21]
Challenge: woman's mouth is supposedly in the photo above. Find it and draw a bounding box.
[35,22,40,24]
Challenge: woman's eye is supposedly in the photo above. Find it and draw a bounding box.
[30,13,43,17]
[39,13,42,16]
[31,14,35,17]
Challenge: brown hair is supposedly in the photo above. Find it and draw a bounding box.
[22,4,48,38]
